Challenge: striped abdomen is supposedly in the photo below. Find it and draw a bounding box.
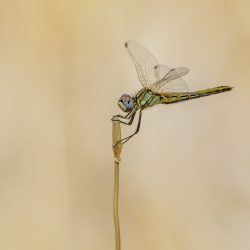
[160,86,233,105]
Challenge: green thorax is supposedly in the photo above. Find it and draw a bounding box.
[135,89,161,109]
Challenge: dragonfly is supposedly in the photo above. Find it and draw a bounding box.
[112,41,233,147]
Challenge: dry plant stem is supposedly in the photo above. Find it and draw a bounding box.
[112,121,122,250]
[113,161,120,250]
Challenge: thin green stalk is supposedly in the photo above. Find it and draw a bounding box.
[112,121,122,250]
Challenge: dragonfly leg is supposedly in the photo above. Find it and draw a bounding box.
[112,111,138,148]
[113,110,142,147]
[111,110,136,125]
[111,112,130,120]
[125,111,135,119]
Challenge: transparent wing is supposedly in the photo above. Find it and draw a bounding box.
[125,40,158,88]
[154,64,171,81]
[159,77,189,92]
[151,65,189,92]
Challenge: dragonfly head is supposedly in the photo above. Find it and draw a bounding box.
[117,94,134,112]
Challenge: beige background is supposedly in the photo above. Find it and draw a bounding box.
[0,0,250,249]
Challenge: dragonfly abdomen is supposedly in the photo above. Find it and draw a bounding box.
[160,86,233,105]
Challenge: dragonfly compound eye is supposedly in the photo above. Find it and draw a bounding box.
[117,94,134,112]
[126,97,134,110]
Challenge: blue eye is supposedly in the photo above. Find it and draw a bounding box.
[117,94,134,112]
[126,99,134,109]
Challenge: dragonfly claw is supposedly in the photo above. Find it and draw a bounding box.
[113,140,122,148]
[111,116,119,122]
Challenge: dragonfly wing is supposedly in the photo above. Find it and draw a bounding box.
[158,77,189,92]
[154,64,171,81]
[151,65,189,92]
[125,41,158,88]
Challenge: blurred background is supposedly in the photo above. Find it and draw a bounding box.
[0,0,249,249]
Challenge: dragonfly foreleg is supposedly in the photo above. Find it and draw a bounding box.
[111,113,130,120]
[113,110,142,147]
[111,109,136,125]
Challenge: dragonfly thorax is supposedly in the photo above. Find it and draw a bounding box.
[117,94,135,112]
